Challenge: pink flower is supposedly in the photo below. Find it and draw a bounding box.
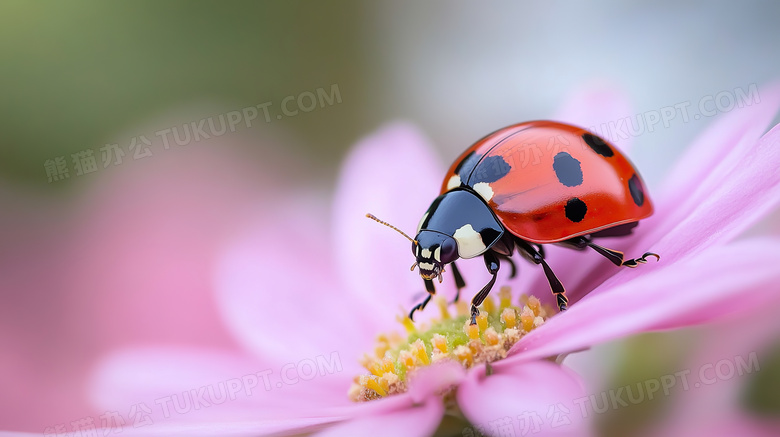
[90,84,780,436]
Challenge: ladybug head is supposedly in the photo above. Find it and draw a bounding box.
[412,231,458,281]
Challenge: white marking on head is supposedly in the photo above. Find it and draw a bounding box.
[434,246,441,261]
[447,175,461,190]
[417,212,429,233]
[418,262,435,270]
[421,248,432,258]
[453,224,487,258]
[472,182,494,202]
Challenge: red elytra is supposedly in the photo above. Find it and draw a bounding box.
[441,120,653,244]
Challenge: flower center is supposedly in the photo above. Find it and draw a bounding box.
[349,287,552,402]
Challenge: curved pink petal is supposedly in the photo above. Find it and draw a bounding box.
[213,201,377,368]
[623,86,780,265]
[90,346,356,424]
[554,81,635,153]
[89,417,343,437]
[659,83,780,207]
[457,361,588,437]
[331,122,452,328]
[313,396,444,437]
[503,238,780,364]
[407,360,467,404]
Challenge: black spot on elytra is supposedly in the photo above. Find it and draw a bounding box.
[455,151,480,180]
[470,155,511,184]
[628,174,645,206]
[582,133,614,157]
[552,152,583,187]
[565,197,588,222]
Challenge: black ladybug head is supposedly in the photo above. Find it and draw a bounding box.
[414,189,505,275]
[412,231,458,280]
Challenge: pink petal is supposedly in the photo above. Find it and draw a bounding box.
[313,397,444,437]
[331,123,452,328]
[457,361,588,437]
[554,81,635,153]
[88,417,343,437]
[407,360,467,404]
[659,83,780,207]
[503,238,780,364]
[90,346,355,423]
[623,87,780,269]
[213,200,378,368]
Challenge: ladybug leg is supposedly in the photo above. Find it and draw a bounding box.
[449,262,466,304]
[409,279,436,321]
[564,236,660,268]
[516,239,569,312]
[469,251,500,325]
[497,254,517,279]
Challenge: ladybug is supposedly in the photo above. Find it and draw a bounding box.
[368,120,658,325]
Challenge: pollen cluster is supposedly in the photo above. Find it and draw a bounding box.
[349,287,551,402]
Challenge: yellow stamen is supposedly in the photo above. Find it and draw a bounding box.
[476,312,488,331]
[454,345,473,367]
[527,296,541,316]
[381,357,395,375]
[362,375,387,396]
[366,360,384,377]
[465,321,480,340]
[498,286,512,309]
[432,333,448,354]
[501,307,517,328]
[351,288,551,402]
[399,350,415,368]
[483,295,496,314]
[437,297,451,320]
[412,339,430,365]
[397,314,416,334]
[520,307,535,332]
[484,327,499,346]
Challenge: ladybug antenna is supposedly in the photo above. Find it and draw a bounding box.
[365,213,418,244]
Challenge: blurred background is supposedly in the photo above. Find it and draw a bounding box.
[1,0,779,435]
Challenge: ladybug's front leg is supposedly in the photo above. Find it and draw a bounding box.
[469,251,500,325]
[409,279,435,321]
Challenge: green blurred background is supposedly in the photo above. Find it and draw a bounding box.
[4,1,780,189]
